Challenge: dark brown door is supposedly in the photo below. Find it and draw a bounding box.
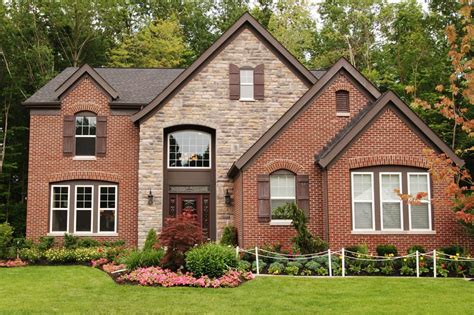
[169,194,210,239]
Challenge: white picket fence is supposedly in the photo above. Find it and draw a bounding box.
[236,246,474,278]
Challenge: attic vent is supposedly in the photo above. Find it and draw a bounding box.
[336,90,350,114]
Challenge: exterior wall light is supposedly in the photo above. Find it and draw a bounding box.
[147,189,154,205]
[225,189,232,206]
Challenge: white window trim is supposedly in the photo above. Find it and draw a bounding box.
[167,130,212,169]
[408,172,432,231]
[270,219,293,226]
[239,69,254,101]
[49,185,70,234]
[98,185,118,234]
[74,185,94,234]
[351,172,375,231]
[270,173,296,222]
[380,172,404,231]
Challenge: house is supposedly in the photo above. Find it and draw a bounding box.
[23,13,473,252]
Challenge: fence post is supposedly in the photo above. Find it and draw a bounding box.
[433,250,437,278]
[416,250,420,278]
[342,248,345,277]
[236,246,240,259]
[255,246,260,275]
[328,249,332,277]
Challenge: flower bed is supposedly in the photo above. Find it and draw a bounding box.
[0,258,27,268]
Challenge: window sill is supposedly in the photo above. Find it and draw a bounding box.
[270,220,292,226]
[73,156,96,161]
[351,230,436,235]
[239,98,255,102]
[47,232,118,237]
[336,112,350,117]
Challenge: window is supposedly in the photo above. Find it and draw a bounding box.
[168,130,211,168]
[50,186,69,233]
[408,173,431,230]
[352,173,375,230]
[240,69,254,100]
[380,173,403,230]
[75,185,93,233]
[99,186,117,233]
[270,172,296,220]
[336,90,350,113]
[75,114,96,156]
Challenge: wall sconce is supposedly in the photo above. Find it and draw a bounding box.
[224,189,232,206]
[147,189,154,205]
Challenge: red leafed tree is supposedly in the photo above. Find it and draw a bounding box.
[159,211,203,270]
[403,1,474,234]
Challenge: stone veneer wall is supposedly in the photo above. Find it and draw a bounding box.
[137,27,309,246]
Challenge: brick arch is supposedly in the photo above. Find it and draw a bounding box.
[47,171,120,183]
[264,159,306,175]
[348,155,428,169]
[329,81,353,93]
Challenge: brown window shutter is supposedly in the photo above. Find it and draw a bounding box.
[229,64,240,100]
[254,64,264,100]
[96,116,107,157]
[297,175,310,218]
[63,115,75,156]
[257,174,270,222]
[336,90,349,112]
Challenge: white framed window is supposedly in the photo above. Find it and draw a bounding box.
[408,173,432,230]
[240,69,254,100]
[168,130,211,168]
[50,185,69,233]
[270,172,296,222]
[74,185,94,233]
[380,172,403,230]
[98,185,117,233]
[75,114,96,156]
[351,172,375,231]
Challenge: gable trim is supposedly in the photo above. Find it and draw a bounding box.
[316,91,464,168]
[228,57,381,178]
[131,12,317,123]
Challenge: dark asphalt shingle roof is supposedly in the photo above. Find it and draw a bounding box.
[24,67,184,105]
[310,70,327,79]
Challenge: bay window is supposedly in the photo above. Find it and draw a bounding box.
[50,185,69,233]
[408,173,432,230]
[380,173,403,230]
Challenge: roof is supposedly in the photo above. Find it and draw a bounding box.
[316,91,464,168]
[23,67,184,107]
[311,70,327,79]
[227,57,381,177]
[131,12,318,123]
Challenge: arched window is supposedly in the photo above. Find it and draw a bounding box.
[336,90,349,113]
[168,130,211,168]
[75,112,96,156]
[270,170,296,220]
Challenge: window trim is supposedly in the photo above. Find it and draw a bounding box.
[98,185,118,234]
[49,185,70,234]
[351,172,375,231]
[239,68,254,101]
[74,185,94,234]
[270,172,296,222]
[74,113,97,157]
[167,130,212,169]
[408,172,432,231]
[379,172,403,231]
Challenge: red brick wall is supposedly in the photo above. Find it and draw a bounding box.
[26,77,139,246]
[240,73,371,249]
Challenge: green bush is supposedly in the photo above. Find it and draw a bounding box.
[185,243,238,278]
[268,262,285,275]
[43,248,76,263]
[77,238,100,248]
[13,238,34,250]
[64,234,79,249]
[285,265,299,276]
[346,244,369,255]
[237,260,251,272]
[74,248,106,262]
[101,240,126,247]
[124,249,165,270]
[0,222,14,259]
[252,260,266,273]
[38,236,55,251]
[143,229,158,251]
[407,245,426,254]
[376,244,398,257]
[220,225,238,246]
[19,248,42,262]
[439,245,465,256]
[287,261,303,270]
[304,260,320,272]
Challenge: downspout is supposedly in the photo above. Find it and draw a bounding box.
[240,171,244,248]
[321,167,330,243]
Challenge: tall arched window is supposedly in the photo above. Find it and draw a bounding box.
[168,130,211,168]
[75,112,96,156]
[270,170,296,220]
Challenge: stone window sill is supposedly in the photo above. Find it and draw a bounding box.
[270,219,292,226]
[351,230,436,235]
[48,233,118,237]
[239,98,255,102]
[336,112,350,117]
[73,156,96,161]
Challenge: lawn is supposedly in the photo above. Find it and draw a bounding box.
[0,266,473,314]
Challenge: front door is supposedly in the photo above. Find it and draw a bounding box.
[169,193,210,239]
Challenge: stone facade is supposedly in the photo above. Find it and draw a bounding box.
[138,27,309,246]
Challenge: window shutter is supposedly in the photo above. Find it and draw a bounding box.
[254,64,264,100]
[336,90,349,112]
[229,64,240,100]
[63,115,75,156]
[96,116,107,157]
[297,175,310,218]
[257,174,270,222]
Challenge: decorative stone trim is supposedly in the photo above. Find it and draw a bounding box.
[264,159,306,175]
[348,155,428,169]
[47,171,120,183]
[329,76,352,92]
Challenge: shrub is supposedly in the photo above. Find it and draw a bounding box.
[268,262,285,275]
[439,245,465,256]
[304,260,320,272]
[376,244,398,257]
[185,243,238,278]
[143,229,158,251]
[220,225,238,246]
[74,248,106,262]
[124,249,165,270]
[43,248,75,263]
[101,240,126,247]
[38,236,55,251]
[252,260,266,273]
[19,248,42,262]
[159,211,203,270]
[77,238,100,248]
[407,245,426,254]
[346,244,369,255]
[13,238,34,250]
[237,260,251,272]
[286,261,303,270]
[285,265,299,276]
[0,222,14,259]
[64,234,79,249]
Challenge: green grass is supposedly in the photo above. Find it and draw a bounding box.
[0,266,473,314]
